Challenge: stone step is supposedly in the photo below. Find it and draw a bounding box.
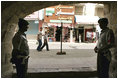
[12,67,97,78]
[12,71,97,78]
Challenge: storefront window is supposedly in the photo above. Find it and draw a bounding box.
[48,27,54,37]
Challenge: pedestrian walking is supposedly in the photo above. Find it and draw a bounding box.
[37,27,42,51]
[40,31,49,51]
[10,18,30,78]
[94,18,115,78]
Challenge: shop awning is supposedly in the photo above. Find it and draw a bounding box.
[75,15,99,24]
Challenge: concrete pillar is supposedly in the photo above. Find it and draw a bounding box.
[70,29,73,43]
[77,29,79,42]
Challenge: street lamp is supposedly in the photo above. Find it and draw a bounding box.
[57,5,66,55]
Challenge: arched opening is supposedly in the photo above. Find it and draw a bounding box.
[21,3,102,78]
[1,1,117,78]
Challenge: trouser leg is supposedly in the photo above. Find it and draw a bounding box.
[37,39,42,51]
[97,53,110,78]
[46,42,49,51]
[41,43,46,50]
[15,60,28,78]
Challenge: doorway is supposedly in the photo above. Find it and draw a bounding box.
[78,27,84,42]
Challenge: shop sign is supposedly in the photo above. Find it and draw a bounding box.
[56,6,73,9]
[58,17,72,20]
[75,15,99,24]
[50,20,72,23]
[56,11,74,15]
[48,23,72,27]
[46,8,55,16]
[34,20,39,24]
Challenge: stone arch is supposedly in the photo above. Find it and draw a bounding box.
[1,1,117,78]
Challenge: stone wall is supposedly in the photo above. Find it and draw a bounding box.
[1,24,16,77]
[104,2,117,78]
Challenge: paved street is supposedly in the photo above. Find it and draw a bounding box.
[27,40,97,73]
[28,40,96,49]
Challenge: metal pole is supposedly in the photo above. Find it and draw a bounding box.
[56,4,66,55]
[60,22,62,53]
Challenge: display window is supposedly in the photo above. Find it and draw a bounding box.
[47,27,55,42]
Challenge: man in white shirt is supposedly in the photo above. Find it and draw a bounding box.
[94,18,115,78]
[40,31,49,51]
[10,18,29,78]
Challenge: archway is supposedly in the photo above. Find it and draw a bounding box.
[1,1,117,78]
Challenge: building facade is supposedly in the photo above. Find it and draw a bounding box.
[24,3,104,43]
[74,3,104,43]
[43,5,75,42]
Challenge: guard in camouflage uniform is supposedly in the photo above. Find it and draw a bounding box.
[94,18,115,78]
[10,18,29,78]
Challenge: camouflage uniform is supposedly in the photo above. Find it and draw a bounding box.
[11,31,29,78]
[96,27,114,78]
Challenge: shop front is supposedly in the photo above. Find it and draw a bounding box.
[84,26,96,43]
[45,23,72,42]
[75,15,99,43]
